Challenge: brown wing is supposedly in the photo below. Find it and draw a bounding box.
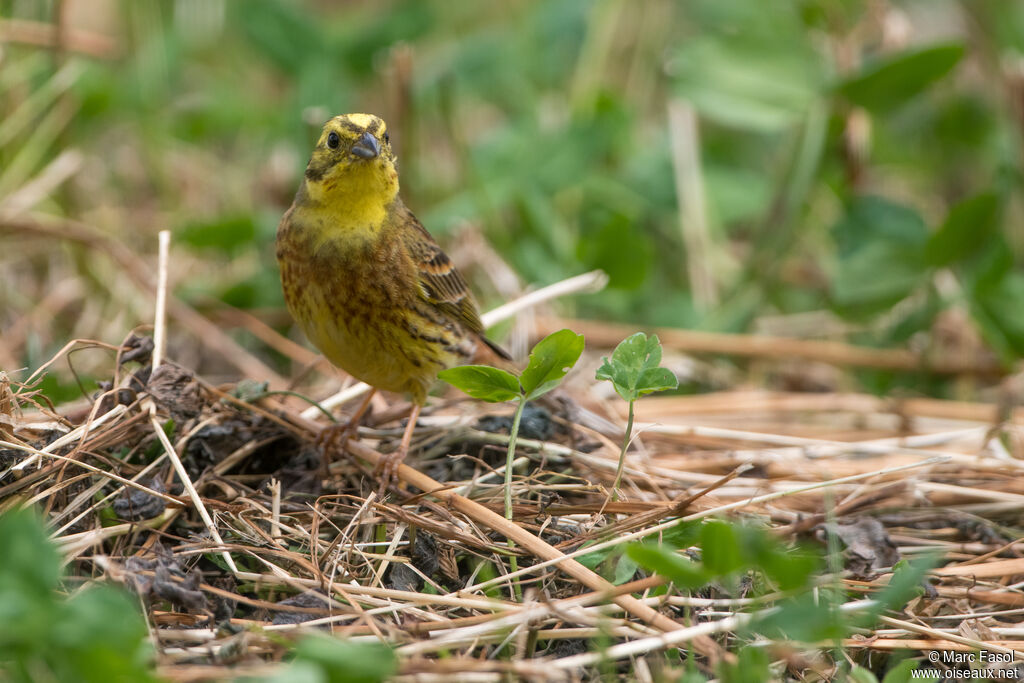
[400,207,484,333]
[399,205,512,362]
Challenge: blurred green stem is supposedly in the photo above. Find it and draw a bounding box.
[611,399,634,501]
[505,397,526,601]
[505,398,525,521]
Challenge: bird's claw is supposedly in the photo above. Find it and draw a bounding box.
[315,420,357,455]
[314,420,364,482]
[375,448,407,496]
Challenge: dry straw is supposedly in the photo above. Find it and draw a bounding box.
[4,234,1024,680]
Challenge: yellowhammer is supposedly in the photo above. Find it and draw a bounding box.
[276,113,509,482]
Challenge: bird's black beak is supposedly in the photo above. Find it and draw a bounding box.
[351,132,381,160]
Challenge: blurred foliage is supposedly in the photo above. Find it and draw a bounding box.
[618,519,937,681]
[0,508,156,683]
[256,635,397,683]
[1,0,1023,389]
[0,506,396,683]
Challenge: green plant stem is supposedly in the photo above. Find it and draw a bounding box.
[505,397,527,601]
[505,397,526,521]
[611,399,634,501]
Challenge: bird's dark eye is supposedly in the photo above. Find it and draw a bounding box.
[383,132,390,144]
[327,131,340,149]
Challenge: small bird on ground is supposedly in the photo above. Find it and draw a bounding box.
[276,113,509,485]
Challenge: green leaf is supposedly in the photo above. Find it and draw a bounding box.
[963,238,1014,295]
[55,586,156,683]
[236,0,329,74]
[832,242,928,314]
[575,546,638,584]
[518,329,584,401]
[177,214,256,254]
[700,520,742,575]
[753,591,847,642]
[833,197,929,257]
[636,367,678,395]
[0,508,61,600]
[753,544,819,592]
[260,660,323,683]
[705,164,772,224]
[0,509,61,652]
[677,673,707,683]
[735,525,819,591]
[925,193,1001,267]
[613,553,640,586]
[967,270,1024,363]
[717,645,773,683]
[625,543,709,590]
[656,520,703,550]
[577,544,616,570]
[671,4,824,133]
[838,43,964,112]
[576,213,653,290]
[595,332,678,402]
[842,556,939,633]
[830,197,931,319]
[0,509,156,682]
[849,666,880,683]
[289,634,397,683]
[35,374,88,405]
[438,365,521,403]
[869,556,938,616]
[882,659,937,683]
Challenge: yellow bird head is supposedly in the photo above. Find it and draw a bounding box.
[302,113,399,210]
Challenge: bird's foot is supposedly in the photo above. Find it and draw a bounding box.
[314,420,361,481]
[374,403,422,496]
[314,390,377,476]
[374,447,408,496]
[313,417,362,454]
[315,420,356,453]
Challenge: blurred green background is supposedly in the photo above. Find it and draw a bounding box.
[2,0,1023,398]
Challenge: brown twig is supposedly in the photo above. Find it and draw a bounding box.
[0,18,119,58]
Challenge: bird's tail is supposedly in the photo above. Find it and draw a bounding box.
[481,335,513,363]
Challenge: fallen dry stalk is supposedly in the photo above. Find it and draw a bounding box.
[283,411,724,660]
[11,232,1024,679]
[539,316,1007,376]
